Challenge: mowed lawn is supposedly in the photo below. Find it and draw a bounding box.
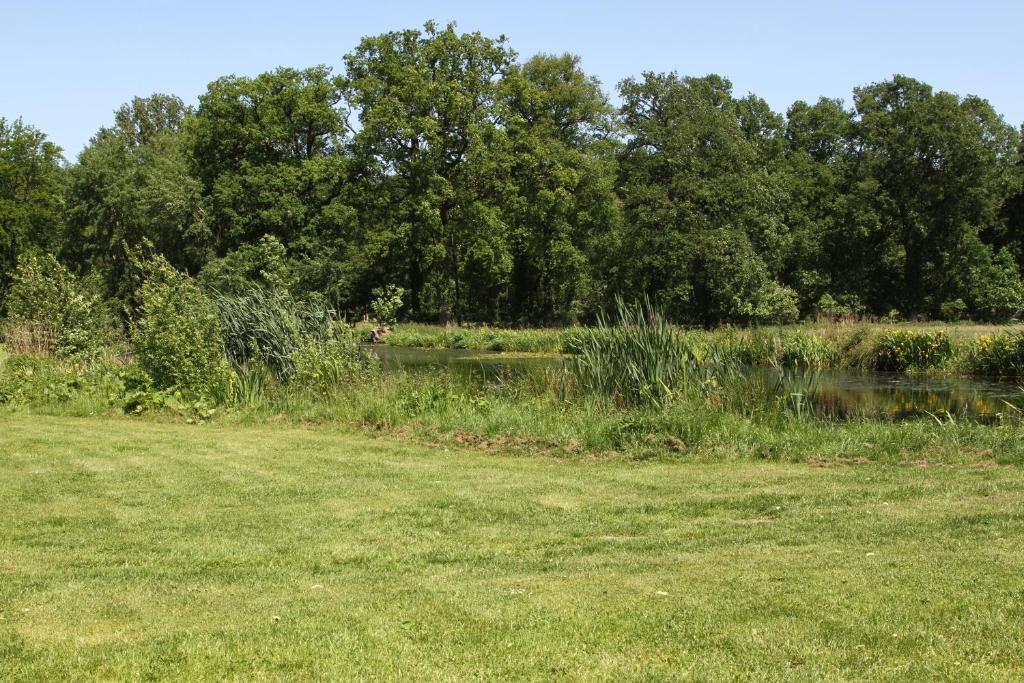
[1,417,1023,680]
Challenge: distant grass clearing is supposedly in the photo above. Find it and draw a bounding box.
[1,416,1023,680]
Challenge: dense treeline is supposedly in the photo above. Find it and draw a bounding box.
[2,22,1023,326]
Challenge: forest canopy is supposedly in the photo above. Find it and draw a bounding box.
[3,21,1023,326]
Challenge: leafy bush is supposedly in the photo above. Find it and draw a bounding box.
[198,235,295,295]
[132,256,230,397]
[967,248,1024,323]
[0,354,79,404]
[872,329,954,371]
[939,299,968,322]
[5,253,114,357]
[0,352,126,408]
[748,281,800,325]
[815,293,864,320]
[370,284,405,326]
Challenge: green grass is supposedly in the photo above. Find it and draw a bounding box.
[379,322,576,353]
[2,415,1024,680]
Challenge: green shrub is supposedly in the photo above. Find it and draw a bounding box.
[872,329,954,371]
[5,253,114,358]
[939,299,968,322]
[815,293,864,320]
[370,284,405,326]
[968,248,1024,323]
[748,281,800,325]
[0,354,77,404]
[132,256,230,398]
[198,235,295,295]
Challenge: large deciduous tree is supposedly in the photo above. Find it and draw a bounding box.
[0,118,66,311]
[65,94,207,304]
[848,75,1021,318]
[344,21,516,321]
[190,66,361,303]
[499,53,620,324]
[615,73,796,325]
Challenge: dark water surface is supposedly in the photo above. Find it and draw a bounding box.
[368,345,1024,420]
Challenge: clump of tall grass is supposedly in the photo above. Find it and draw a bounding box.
[213,288,338,381]
[218,362,272,406]
[570,297,705,408]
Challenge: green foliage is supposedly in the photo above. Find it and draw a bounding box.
[872,329,954,371]
[219,362,272,407]
[0,118,66,310]
[4,28,1024,332]
[570,297,706,408]
[213,287,337,381]
[939,299,968,322]
[815,293,863,319]
[0,354,83,405]
[967,248,1024,322]
[748,281,800,325]
[369,284,405,326]
[292,336,379,397]
[199,235,295,295]
[381,324,571,353]
[965,332,1024,376]
[615,73,792,325]
[64,95,207,304]
[344,22,520,322]
[132,256,230,397]
[6,253,114,357]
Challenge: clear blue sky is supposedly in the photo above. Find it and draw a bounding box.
[3,0,1022,158]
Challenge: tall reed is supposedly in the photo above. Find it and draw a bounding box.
[213,288,337,381]
[570,297,703,408]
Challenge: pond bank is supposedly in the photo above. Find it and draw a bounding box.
[368,345,1024,422]
[373,322,1024,377]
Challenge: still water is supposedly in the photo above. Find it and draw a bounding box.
[368,346,1024,421]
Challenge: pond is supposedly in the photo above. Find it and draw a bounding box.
[367,345,1024,421]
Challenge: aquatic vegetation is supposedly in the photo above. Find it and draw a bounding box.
[569,297,704,408]
[872,329,954,371]
[965,331,1024,377]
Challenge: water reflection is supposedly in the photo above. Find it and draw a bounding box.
[367,346,1024,421]
[752,367,1024,421]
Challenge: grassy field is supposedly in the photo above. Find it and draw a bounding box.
[2,416,1023,679]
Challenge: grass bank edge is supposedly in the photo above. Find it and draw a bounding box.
[378,321,1024,377]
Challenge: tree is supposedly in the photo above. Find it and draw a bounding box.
[499,53,620,324]
[344,21,517,321]
[615,73,794,325]
[65,94,208,305]
[189,66,354,275]
[782,97,857,310]
[0,118,65,311]
[849,75,1020,317]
